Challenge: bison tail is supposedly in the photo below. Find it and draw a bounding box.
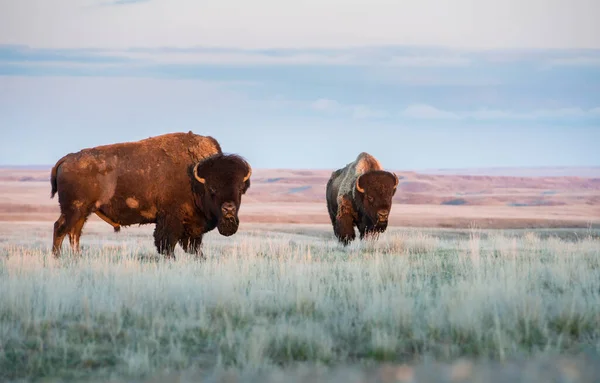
[50,155,68,199]
[50,172,58,199]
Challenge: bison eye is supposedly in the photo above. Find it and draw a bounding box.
[367,196,374,202]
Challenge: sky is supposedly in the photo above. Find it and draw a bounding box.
[1,0,599,170]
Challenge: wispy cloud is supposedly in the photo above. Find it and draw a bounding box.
[5,44,600,70]
[310,99,600,122]
[544,56,600,67]
[398,104,600,121]
[2,44,600,125]
[88,47,474,67]
[2,0,599,50]
[402,104,459,119]
[311,98,388,120]
[0,45,473,67]
[0,45,132,64]
[103,0,150,5]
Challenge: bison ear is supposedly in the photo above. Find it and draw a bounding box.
[393,172,399,189]
[355,176,365,193]
[193,162,206,184]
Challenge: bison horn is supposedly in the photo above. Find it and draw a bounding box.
[193,162,206,184]
[356,177,365,193]
[243,167,252,182]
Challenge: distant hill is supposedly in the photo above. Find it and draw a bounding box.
[0,165,54,170]
[415,167,600,178]
[0,165,598,228]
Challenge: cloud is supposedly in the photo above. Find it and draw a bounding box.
[398,104,600,121]
[383,56,470,67]
[350,105,388,119]
[2,44,599,121]
[0,45,473,67]
[0,45,131,64]
[311,99,600,122]
[110,0,150,4]
[5,45,600,73]
[311,98,340,111]
[119,49,472,67]
[310,98,387,120]
[544,56,600,67]
[402,104,459,119]
[1,0,599,50]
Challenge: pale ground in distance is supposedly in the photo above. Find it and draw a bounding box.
[1,166,599,229]
[1,221,600,382]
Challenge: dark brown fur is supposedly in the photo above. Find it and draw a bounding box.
[49,131,250,258]
[326,152,399,245]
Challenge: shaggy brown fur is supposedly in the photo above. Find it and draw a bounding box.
[50,131,251,258]
[326,152,399,245]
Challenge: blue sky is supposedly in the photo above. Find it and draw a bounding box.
[1,0,599,170]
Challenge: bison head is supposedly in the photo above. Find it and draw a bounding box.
[192,153,252,236]
[354,170,399,229]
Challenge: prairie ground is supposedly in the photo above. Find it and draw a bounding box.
[2,166,599,229]
[1,221,600,382]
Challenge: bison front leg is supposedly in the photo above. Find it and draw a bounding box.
[358,222,367,239]
[360,216,386,242]
[361,227,382,241]
[179,234,205,261]
[153,214,184,260]
[52,213,68,256]
[358,218,376,240]
[334,196,356,246]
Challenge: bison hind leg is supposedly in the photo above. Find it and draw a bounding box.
[52,214,68,256]
[68,215,89,255]
[52,206,92,257]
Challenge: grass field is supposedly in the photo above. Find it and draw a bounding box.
[1,221,600,382]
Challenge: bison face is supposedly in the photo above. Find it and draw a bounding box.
[192,154,252,236]
[355,170,399,228]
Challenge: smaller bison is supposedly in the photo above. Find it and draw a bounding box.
[326,152,399,245]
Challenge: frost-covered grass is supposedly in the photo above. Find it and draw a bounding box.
[0,223,599,382]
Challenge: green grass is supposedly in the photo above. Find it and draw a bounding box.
[0,223,599,382]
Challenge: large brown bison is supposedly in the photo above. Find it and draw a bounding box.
[326,152,399,245]
[50,131,252,258]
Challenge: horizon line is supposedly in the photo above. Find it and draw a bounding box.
[2,164,599,171]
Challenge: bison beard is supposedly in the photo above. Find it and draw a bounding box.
[217,215,239,236]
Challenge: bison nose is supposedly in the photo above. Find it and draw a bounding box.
[377,209,389,220]
[221,202,236,216]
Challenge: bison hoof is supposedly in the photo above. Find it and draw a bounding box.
[337,235,355,246]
